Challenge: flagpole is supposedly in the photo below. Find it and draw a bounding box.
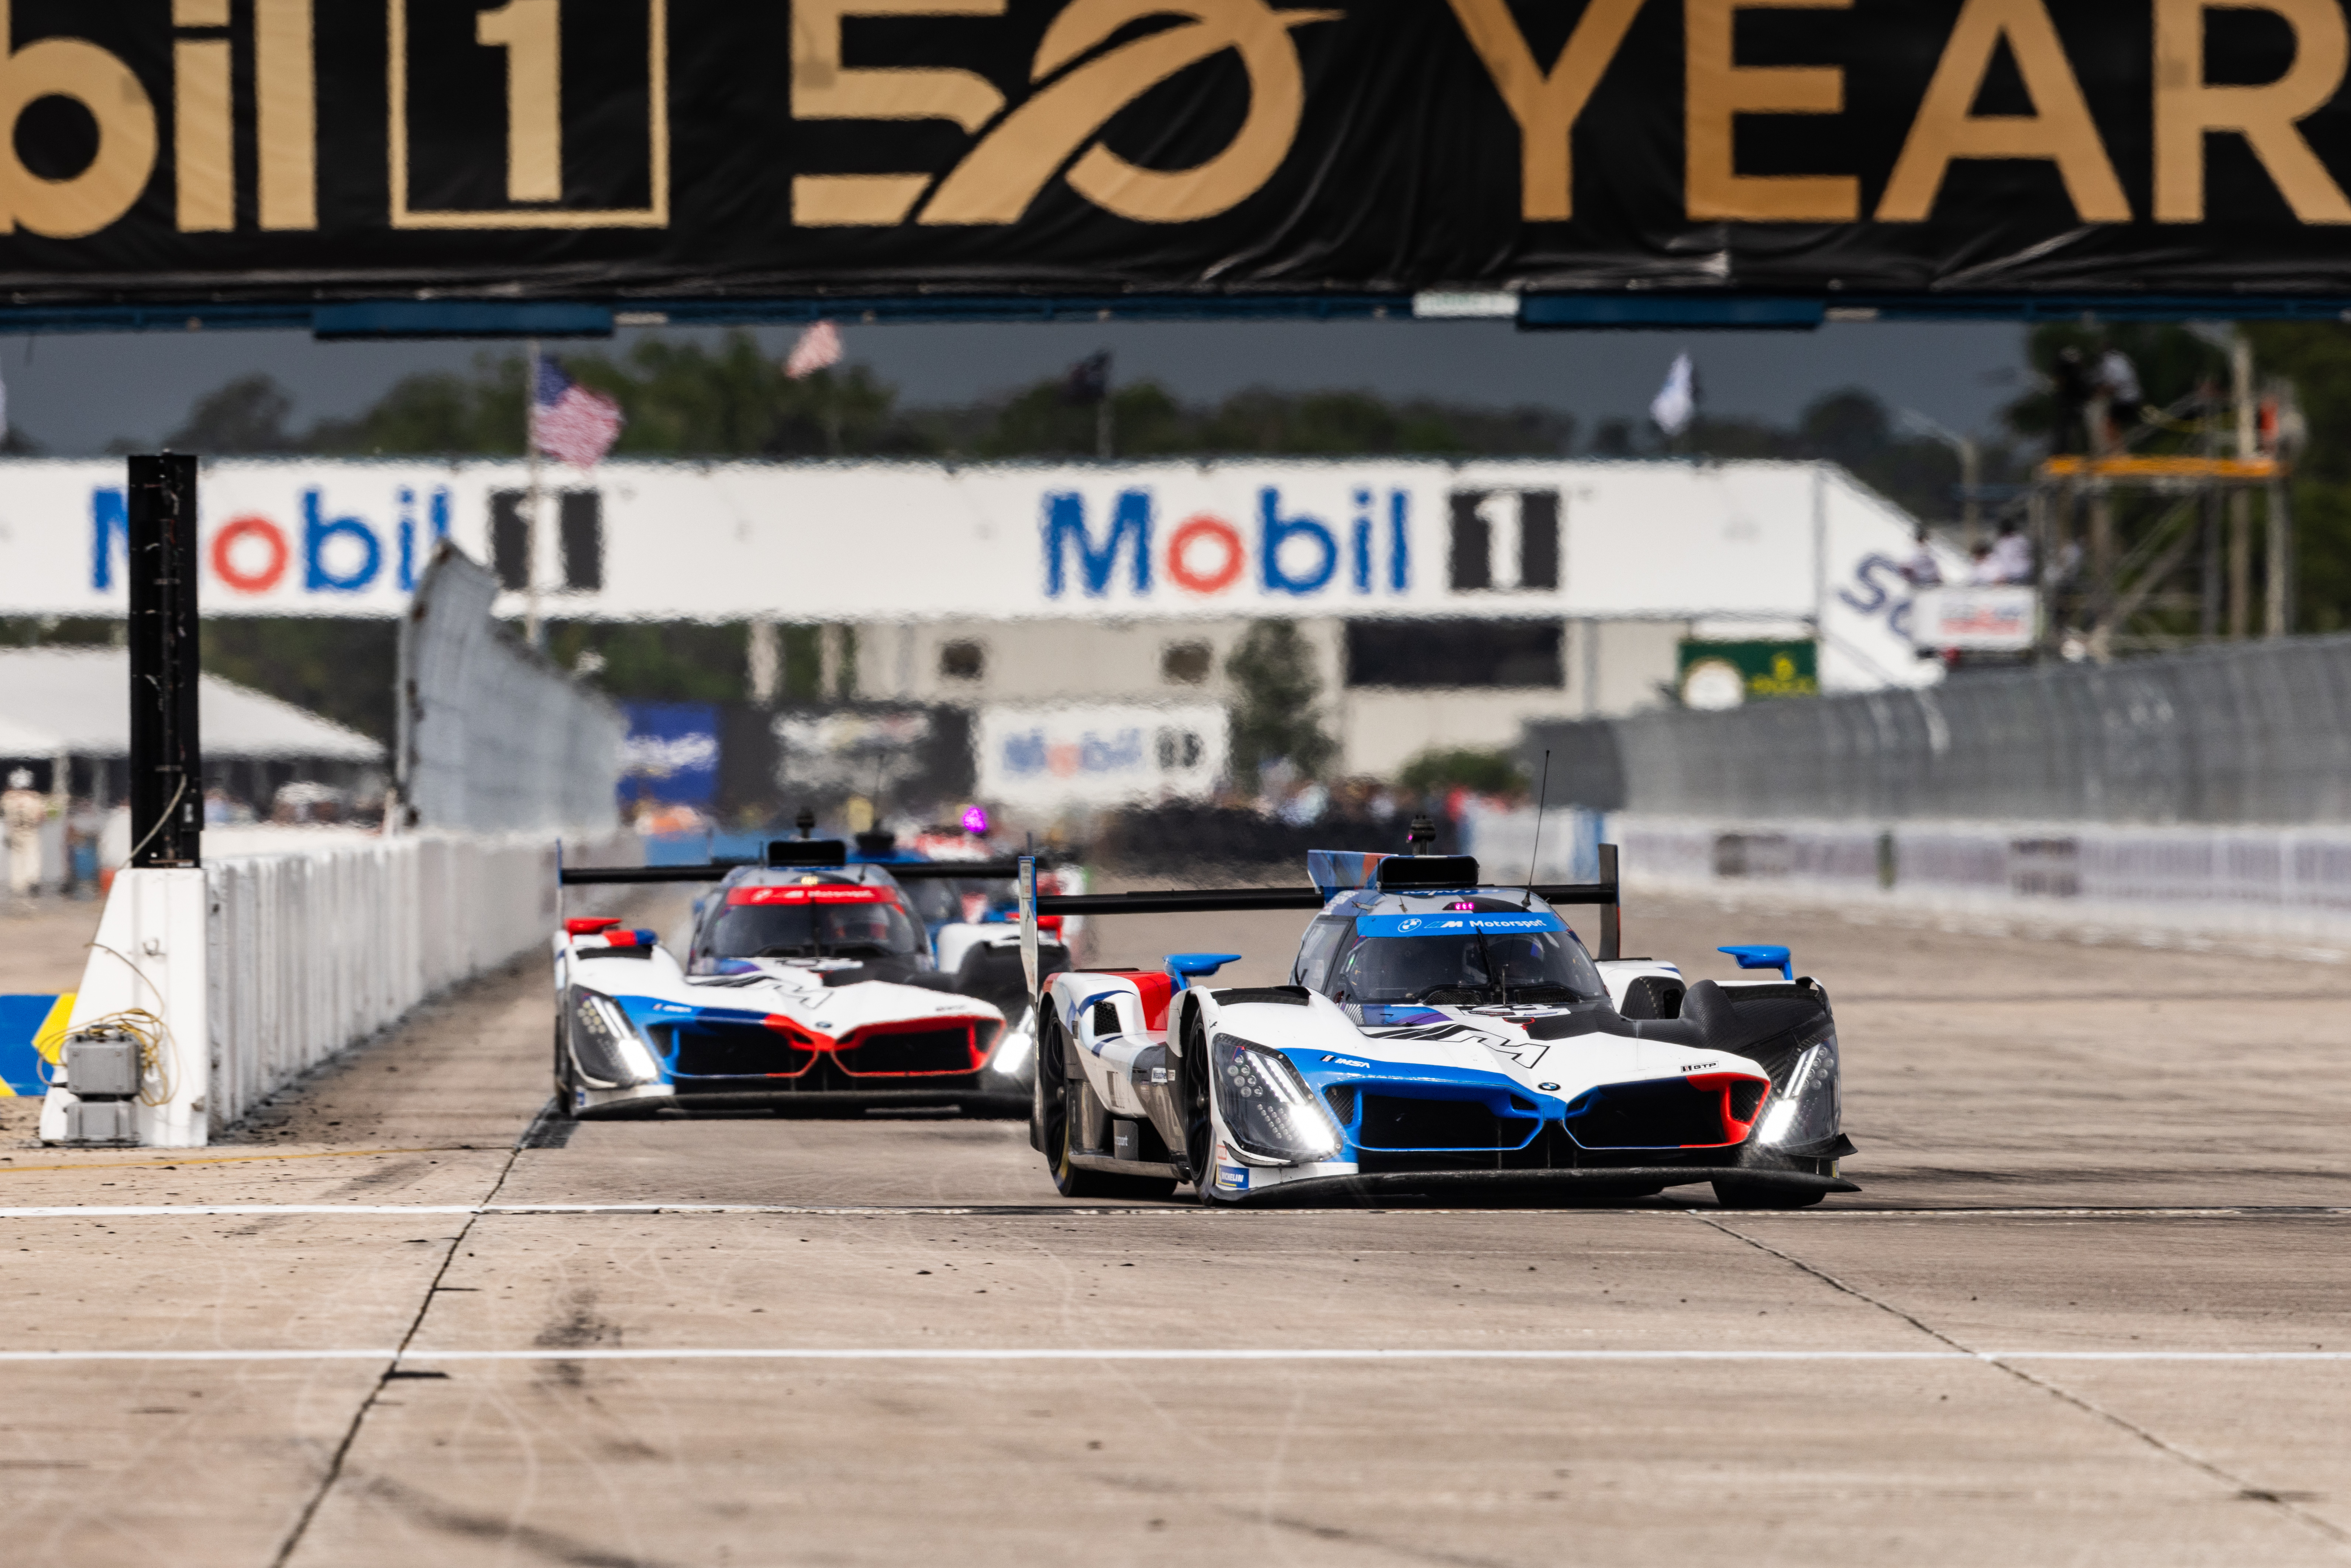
[524,337,544,651]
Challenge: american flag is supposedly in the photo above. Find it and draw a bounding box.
[533,355,624,468]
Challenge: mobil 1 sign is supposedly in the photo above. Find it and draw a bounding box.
[0,455,1931,688]
[4,2,2351,299]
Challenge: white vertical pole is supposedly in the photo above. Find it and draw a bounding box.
[524,338,545,651]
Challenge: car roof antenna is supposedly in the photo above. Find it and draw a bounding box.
[1524,749,1551,910]
[1405,814,1437,853]
[795,807,816,840]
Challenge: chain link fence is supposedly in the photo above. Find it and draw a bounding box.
[397,543,626,833]
[1532,635,2351,826]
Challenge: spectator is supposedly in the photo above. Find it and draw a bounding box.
[4,769,45,898]
[1987,522,2034,585]
[1967,541,1998,585]
[1900,527,1943,587]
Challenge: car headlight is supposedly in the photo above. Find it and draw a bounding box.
[1757,1037,1840,1149]
[990,1005,1036,1077]
[568,988,662,1087]
[1211,1033,1342,1163]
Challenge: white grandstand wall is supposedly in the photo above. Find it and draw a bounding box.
[1612,814,2351,950]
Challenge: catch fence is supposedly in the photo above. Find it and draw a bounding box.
[1534,634,2351,826]
[399,544,628,833]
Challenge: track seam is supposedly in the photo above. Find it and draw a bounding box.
[1695,1213,2351,1551]
[265,1098,549,1568]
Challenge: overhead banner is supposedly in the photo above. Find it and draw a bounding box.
[0,455,1941,691]
[4,1,2351,298]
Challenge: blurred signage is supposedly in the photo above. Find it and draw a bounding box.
[977,705,1226,809]
[1677,641,1819,711]
[1911,588,2038,651]
[618,701,718,808]
[0,5,2346,299]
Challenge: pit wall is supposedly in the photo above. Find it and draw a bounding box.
[43,828,637,1144]
[1612,814,2351,950]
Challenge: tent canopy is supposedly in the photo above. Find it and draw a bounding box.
[0,648,382,763]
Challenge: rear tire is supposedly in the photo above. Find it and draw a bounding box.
[1040,1009,1175,1200]
[1711,1179,1826,1210]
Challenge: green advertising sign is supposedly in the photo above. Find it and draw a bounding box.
[1677,641,1818,711]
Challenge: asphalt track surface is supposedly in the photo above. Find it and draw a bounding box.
[3,893,2350,1566]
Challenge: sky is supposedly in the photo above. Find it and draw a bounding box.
[0,317,2032,456]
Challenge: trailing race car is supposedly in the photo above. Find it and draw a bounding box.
[1016,844,1856,1207]
[550,839,1037,1117]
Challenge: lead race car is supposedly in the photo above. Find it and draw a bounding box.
[550,838,1052,1117]
[1015,842,1857,1207]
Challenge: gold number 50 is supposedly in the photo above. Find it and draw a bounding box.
[477,0,562,202]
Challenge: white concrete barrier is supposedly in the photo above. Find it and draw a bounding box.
[43,829,637,1145]
[1612,813,2351,949]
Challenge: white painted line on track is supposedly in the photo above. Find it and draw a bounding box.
[2,1203,2347,1220]
[0,1348,2344,1365]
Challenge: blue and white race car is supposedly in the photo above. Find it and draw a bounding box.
[1020,844,1856,1207]
[552,840,1036,1118]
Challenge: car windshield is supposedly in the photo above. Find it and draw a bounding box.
[1326,928,1604,1005]
[707,901,920,960]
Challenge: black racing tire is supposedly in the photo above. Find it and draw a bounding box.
[1178,1004,1228,1204]
[1041,1009,1175,1200]
[553,1011,581,1118]
[1711,1178,1826,1210]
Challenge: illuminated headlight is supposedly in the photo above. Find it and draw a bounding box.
[568,988,662,1087]
[1757,1038,1840,1149]
[1211,1033,1341,1163]
[990,1005,1037,1077]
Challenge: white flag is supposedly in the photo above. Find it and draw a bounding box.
[1650,353,1695,437]
[785,320,844,379]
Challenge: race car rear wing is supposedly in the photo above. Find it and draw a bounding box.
[553,843,1047,926]
[556,855,1035,886]
[1012,846,1623,996]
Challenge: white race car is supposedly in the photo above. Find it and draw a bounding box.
[1019,845,1855,1207]
[553,841,1032,1117]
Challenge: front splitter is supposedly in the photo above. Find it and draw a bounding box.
[1220,1166,1861,1208]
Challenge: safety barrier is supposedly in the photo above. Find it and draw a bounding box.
[202,833,551,1130]
[1613,813,2351,945]
[39,828,637,1143]
[1548,634,2351,826]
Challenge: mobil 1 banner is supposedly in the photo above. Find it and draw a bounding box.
[10,2,2351,300]
[0,454,1942,690]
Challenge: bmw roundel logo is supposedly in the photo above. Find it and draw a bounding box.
[1538,1082,1560,1091]
[1398,917,1422,932]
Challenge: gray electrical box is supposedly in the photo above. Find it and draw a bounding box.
[64,1031,142,1100]
[64,1099,135,1143]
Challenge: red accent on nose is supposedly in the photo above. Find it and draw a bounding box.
[1682,1070,1772,1145]
[566,917,623,936]
[1038,915,1065,935]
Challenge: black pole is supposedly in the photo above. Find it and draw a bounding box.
[127,454,201,869]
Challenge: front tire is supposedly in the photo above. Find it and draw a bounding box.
[553,1012,581,1118]
[1039,1008,1175,1200]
